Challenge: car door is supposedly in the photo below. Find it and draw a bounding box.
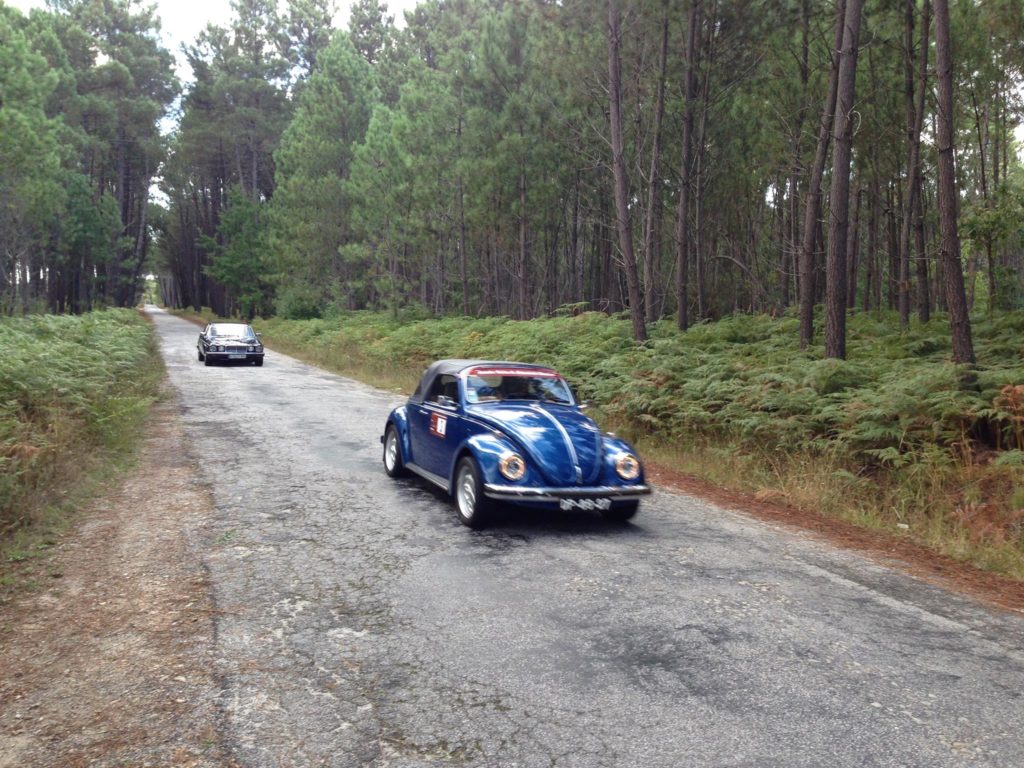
[409,374,461,479]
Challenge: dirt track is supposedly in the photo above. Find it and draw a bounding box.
[0,398,234,767]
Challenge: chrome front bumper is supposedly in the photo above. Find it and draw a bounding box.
[483,484,651,502]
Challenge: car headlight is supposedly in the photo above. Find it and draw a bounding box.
[248,345,255,352]
[499,453,526,481]
[615,454,641,480]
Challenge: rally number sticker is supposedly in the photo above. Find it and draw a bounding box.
[430,413,448,438]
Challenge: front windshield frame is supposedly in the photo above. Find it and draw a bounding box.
[462,366,575,406]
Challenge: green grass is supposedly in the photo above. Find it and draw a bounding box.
[0,309,162,577]
[244,307,1024,580]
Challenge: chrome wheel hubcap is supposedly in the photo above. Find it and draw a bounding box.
[385,432,397,470]
[457,468,475,518]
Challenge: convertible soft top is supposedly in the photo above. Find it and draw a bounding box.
[409,359,556,403]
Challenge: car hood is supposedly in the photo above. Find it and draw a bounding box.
[467,402,603,485]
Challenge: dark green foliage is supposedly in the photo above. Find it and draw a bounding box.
[1,1,178,314]
[203,189,273,321]
[267,31,378,316]
[0,310,159,535]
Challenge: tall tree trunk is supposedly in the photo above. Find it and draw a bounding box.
[571,172,584,304]
[126,166,151,306]
[933,0,976,365]
[824,0,864,360]
[846,186,862,309]
[694,37,712,321]
[898,0,928,328]
[799,0,846,348]
[784,0,812,311]
[915,0,932,324]
[642,5,669,324]
[674,0,702,331]
[608,1,647,342]
[970,86,995,312]
[914,168,930,322]
[518,147,528,321]
[887,185,899,309]
[457,90,469,316]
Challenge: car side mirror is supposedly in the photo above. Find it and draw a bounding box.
[437,395,457,408]
[255,332,262,338]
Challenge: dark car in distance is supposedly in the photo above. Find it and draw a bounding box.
[197,322,264,366]
[381,359,651,528]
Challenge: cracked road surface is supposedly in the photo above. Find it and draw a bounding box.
[150,307,1024,767]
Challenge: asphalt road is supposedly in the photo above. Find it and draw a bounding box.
[149,307,1024,768]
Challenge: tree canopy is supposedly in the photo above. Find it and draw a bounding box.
[2,0,1023,361]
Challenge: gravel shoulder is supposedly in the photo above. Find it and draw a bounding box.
[647,466,1024,616]
[0,396,235,768]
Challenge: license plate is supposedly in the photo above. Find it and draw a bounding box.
[559,498,612,511]
[228,354,246,359]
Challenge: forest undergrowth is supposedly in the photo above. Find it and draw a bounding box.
[0,310,161,576]
[248,307,1024,581]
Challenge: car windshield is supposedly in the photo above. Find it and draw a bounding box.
[464,367,574,405]
[209,323,255,340]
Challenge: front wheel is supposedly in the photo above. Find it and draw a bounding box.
[203,355,213,366]
[454,456,491,529]
[383,425,407,478]
[254,358,264,367]
[197,349,204,362]
[600,500,639,523]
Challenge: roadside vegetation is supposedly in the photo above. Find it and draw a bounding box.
[248,308,1024,580]
[0,310,161,575]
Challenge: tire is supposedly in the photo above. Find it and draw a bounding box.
[382,425,407,478]
[454,456,492,529]
[204,355,213,366]
[197,349,204,362]
[254,358,264,367]
[600,500,639,523]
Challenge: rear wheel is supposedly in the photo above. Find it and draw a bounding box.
[600,500,638,523]
[454,456,491,529]
[382,425,407,478]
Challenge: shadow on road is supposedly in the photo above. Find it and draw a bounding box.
[394,474,650,541]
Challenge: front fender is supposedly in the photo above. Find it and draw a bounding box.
[460,432,524,488]
[385,406,412,465]
[598,434,647,486]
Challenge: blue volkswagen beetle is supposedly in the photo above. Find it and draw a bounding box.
[381,359,651,527]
